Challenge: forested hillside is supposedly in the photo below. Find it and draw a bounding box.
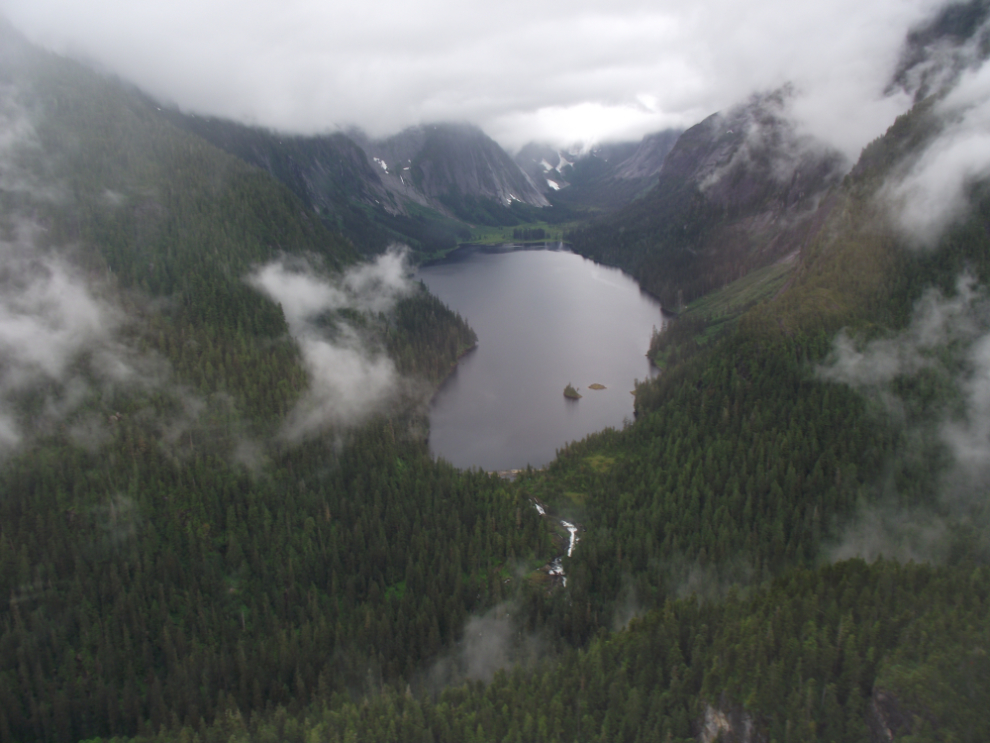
[3,5,990,742]
[0,24,550,743]
[68,89,990,743]
[116,560,990,743]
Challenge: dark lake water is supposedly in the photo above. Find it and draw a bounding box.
[417,244,665,471]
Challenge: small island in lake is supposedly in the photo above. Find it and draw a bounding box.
[563,383,582,399]
[588,383,606,390]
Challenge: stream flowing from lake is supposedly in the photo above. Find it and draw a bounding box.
[417,244,665,472]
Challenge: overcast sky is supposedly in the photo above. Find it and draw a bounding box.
[0,0,945,155]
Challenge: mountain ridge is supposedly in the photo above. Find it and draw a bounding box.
[162,113,560,254]
[568,88,847,309]
[351,122,550,219]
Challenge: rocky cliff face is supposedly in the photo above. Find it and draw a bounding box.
[165,114,397,215]
[612,129,682,181]
[357,123,549,209]
[697,700,765,743]
[513,142,578,192]
[867,688,915,742]
[160,114,550,252]
[169,117,548,219]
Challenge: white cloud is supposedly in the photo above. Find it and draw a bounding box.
[818,276,983,390]
[249,263,349,329]
[884,54,990,246]
[0,85,174,454]
[247,247,414,439]
[0,232,152,450]
[0,0,944,153]
[819,275,990,561]
[0,83,64,200]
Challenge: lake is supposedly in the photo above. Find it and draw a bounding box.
[418,244,664,470]
[417,244,665,472]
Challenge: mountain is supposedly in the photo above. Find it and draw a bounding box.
[352,123,550,220]
[160,112,475,256]
[514,128,682,211]
[513,141,579,192]
[568,87,846,309]
[159,113,393,217]
[513,141,640,193]
[163,116,554,255]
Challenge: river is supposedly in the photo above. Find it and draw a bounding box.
[417,243,665,471]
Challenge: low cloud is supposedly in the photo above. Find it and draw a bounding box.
[0,69,418,456]
[818,274,990,561]
[0,83,63,201]
[247,246,414,440]
[0,227,159,451]
[426,602,542,689]
[93,493,141,549]
[881,11,990,247]
[0,85,36,186]
[829,503,952,563]
[818,275,982,391]
[883,63,990,246]
[0,82,173,456]
[697,88,848,200]
[2,0,941,153]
